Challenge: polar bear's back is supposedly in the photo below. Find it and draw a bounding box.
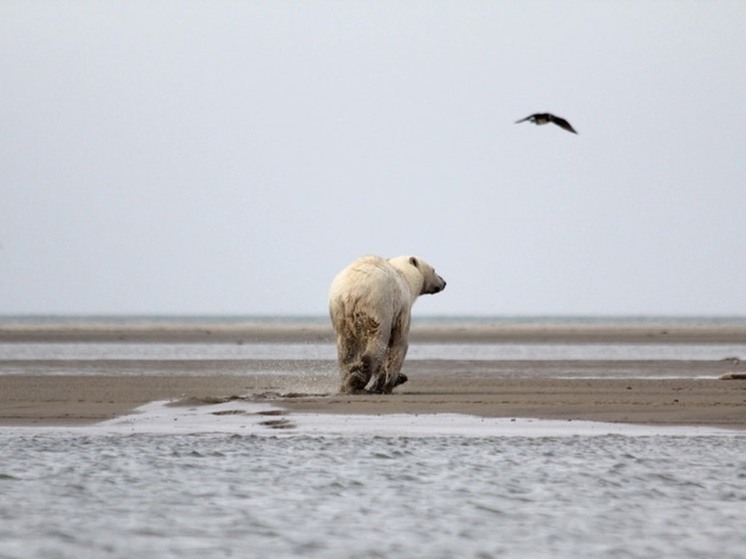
[328,256,408,318]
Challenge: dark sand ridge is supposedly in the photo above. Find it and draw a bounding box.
[2,321,746,344]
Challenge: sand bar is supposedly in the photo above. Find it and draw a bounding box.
[1,366,744,429]
[1,323,744,428]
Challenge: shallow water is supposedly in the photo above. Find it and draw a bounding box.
[1,424,744,559]
[2,341,745,362]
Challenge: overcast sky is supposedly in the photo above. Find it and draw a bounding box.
[2,1,745,317]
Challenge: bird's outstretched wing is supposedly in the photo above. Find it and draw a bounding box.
[550,115,578,134]
[515,112,578,134]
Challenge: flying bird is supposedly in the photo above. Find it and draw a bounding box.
[515,113,578,134]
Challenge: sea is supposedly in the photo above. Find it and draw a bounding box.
[1,316,745,559]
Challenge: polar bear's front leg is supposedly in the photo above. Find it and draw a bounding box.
[380,341,409,394]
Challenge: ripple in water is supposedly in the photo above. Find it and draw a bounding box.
[1,431,744,558]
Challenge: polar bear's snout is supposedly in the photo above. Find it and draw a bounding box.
[423,276,446,295]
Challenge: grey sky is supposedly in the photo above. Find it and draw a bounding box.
[2,2,745,316]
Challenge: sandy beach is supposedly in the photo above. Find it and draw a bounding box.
[1,322,745,428]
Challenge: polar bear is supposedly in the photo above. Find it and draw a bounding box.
[328,255,446,394]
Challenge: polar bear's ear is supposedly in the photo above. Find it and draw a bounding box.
[409,256,419,268]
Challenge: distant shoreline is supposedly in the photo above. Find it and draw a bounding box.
[3,314,746,326]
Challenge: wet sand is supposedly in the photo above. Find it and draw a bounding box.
[1,323,745,428]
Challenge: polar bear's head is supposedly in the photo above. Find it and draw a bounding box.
[388,256,446,297]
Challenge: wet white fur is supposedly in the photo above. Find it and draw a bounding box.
[328,255,445,394]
